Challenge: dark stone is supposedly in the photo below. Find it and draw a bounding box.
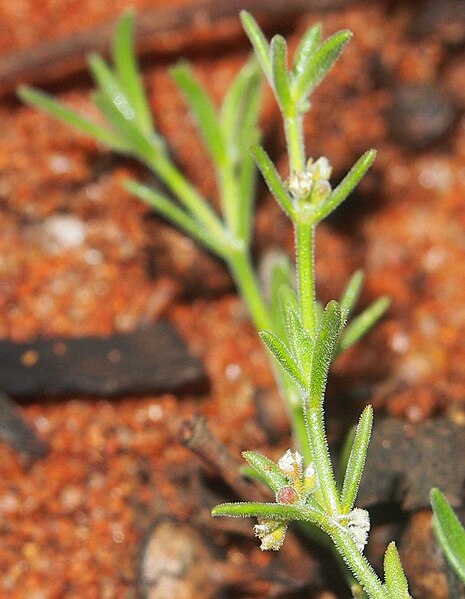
[0,392,48,458]
[0,321,206,397]
[388,84,459,149]
[358,417,465,510]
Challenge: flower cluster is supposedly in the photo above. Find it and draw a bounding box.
[338,507,370,552]
[287,156,332,203]
[254,450,318,550]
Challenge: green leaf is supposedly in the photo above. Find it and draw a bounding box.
[338,296,390,353]
[384,542,412,599]
[220,59,262,243]
[92,91,156,162]
[279,291,313,379]
[240,11,271,82]
[88,53,128,113]
[313,150,376,223]
[171,63,227,166]
[278,281,299,318]
[339,269,364,318]
[221,58,262,159]
[212,501,323,523]
[250,144,295,219]
[270,35,292,113]
[340,406,373,513]
[125,179,226,256]
[292,30,352,107]
[259,330,307,390]
[269,256,294,338]
[242,451,288,494]
[431,488,465,583]
[308,300,342,411]
[17,86,130,152]
[113,11,154,136]
[292,23,322,79]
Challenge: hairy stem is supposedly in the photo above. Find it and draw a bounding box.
[295,221,316,335]
[284,111,305,172]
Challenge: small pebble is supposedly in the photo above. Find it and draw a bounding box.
[43,214,87,250]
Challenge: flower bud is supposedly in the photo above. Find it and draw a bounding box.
[302,463,318,494]
[276,485,298,505]
[312,156,332,180]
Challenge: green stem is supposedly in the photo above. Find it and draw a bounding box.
[324,521,388,599]
[295,221,316,335]
[283,111,306,172]
[227,248,271,332]
[218,163,240,238]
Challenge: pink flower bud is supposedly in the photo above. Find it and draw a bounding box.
[276,485,298,505]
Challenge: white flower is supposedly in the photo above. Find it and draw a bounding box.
[288,170,314,199]
[339,508,370,552]
[254,518,288,551]
[278,449,303,478]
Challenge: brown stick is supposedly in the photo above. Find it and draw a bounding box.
[0,0,352,97]
[179,413,269,503]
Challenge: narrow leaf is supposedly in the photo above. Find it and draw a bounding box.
[220,59,262,243]
[92,91,156,162]
[250,144,295,219]
[270,256,294,338]
[171,63,227,166]
[280,292,313,379]
[384,542,411,599]
[153,153,225,237]
[338,296,390,353]
[235,63,262,152]
[270,35,292,113]
[88,53,129,114]
[242,451,288,494]
[337,425,356,491]
[293,30,352,105]
[221,58,262,156]
[240,11,272,82]
[313,150,376,223]
[113,11,154,136]
[431,488,465,583]
[278,282,299,317]
[309,300,342,411]
[212,501,323,523]
[259,330,307,390]
[125,180,226,256]
[292,23,322,78]
[17,86,130,152]
[340,405,373,513]
[339,269,364,318]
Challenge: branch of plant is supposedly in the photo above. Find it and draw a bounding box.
[18,10,407,598]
